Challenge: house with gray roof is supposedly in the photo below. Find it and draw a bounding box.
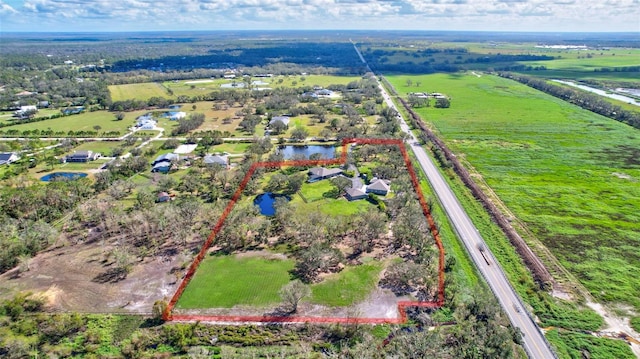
[151,161,172,173]
[65,150,100,163]
[152,153,179,165]
[366,178,391,196]
[345,187,367,201]
[0,152,19,165]
[203,154,229,167]
[269,116,290,127]
[308,167,343,182]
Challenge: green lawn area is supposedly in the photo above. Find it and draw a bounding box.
[388,73,640,311]
[0,111,132,134]
[70,141,126,155]
[109,83,173,102]
[310,261,384,307]
[176,254,295,309]
[291,194,375,217]
[298,180,334,202]
[209,142,251,154]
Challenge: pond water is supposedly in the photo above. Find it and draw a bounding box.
[254,192,289,216]
[41,172,88,182]
[278,145,336,160]
[552,80,640,106]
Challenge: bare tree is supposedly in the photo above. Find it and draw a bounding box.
[279,280,310,313]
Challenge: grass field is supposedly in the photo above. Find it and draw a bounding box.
[0,111,134,134]
[297,180,334,202]
[109,83,173,102]
[176,255,295,309]
[388,73,640,313]
[310,261,384,307]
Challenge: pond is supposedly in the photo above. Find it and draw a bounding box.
[278,145,336,160]
[254,192,289,216]
[41,172,88,182]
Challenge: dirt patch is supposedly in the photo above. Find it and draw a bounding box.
[0,240,193,314]
[587,301,640,357]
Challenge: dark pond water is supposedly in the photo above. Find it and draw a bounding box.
[278,145,335,160]
[41,172,88,182]
[254,192,289,216]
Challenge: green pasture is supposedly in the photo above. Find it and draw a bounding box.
[291,192,375,217]
[176,254,295,309]
[108,83,173,102]
[298,180,334,202]
[70,140,127,155]
[388,73,640,311]
[0,111,132,134]
[310,261,384,307]
[209,142,251,154]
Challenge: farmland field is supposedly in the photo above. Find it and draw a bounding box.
[108,83,173,102]
[388,73,640,312]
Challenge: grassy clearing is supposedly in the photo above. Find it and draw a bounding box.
[389,73,640,312]
[309,261,384,307]
[298,180,334,202]
[177,254,295,309]
[108,83,173,102]
[546,329,635,359]
[290,194,375,217]
[70,140,126,155]
[0,111,132,134]
[209,142,251,154]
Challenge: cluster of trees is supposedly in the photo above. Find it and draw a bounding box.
[171,113,205,136]
[500,72,640,129]
[0,179,93,272]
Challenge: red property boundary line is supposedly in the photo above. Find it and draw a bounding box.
[163,138,445,324]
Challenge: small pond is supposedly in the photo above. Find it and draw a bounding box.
[41,172,88,182]
[278,145,336,160]
[254,192,289,216]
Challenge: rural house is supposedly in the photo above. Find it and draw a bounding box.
[65,150,100,163]
[151,161,172,173]
[269,116,290,127]
[203,154,229,168]
[152,153,179,165]
[0,152,20,165]
[366,178,391,196]
[308,167,343,182]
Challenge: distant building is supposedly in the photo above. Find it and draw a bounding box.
[62,106,85,115]
[203,154,229,167]
[269,116,290,127]
[166,111,186,121]
[151,161,172,173]
[152,153,179,165]
[0,152,20,165]
[156,192,172,203]
[65,150,100,163]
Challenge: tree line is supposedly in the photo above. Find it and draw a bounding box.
[499,72,640,129]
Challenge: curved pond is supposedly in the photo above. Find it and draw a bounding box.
[278,145,336,160]
[254,192,289,216]
[41,172,88,182]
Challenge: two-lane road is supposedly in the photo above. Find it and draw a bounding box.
[374,80,556,358]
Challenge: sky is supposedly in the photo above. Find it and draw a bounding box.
[0,0,638,33]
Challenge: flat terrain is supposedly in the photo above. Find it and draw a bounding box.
[109,83,173,102]
[389,73,640,312]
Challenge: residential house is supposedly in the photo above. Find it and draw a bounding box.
[65,150,100,163]
[366,178,391,196]
[136,114,156,129]
[308,167,343,182]
[156,192,172,203]
[152,153,179,165]
[167,111,186,121]
[345,187,367,201]
[14,105,38,118]
[203,154,229,168]
[151,161,172,173]
[62,106,85,115]
[0,152,20,165]
[269,116,290,127]
[38,101,50,108]
[316,89,334,97]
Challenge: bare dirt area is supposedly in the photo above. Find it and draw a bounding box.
[0,238,194,314]
[587,301,640,358]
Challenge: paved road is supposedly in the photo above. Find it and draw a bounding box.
[380,85,555,358]
[361,51,555,358]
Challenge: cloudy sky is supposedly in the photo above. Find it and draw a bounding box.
[1,0,638,32]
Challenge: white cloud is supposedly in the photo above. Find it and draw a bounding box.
[2,0,639,31]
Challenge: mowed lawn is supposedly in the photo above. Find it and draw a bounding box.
[108,83,173,102]
[176,255,295,309]
[388,73,640,311]
[310,261,384,307]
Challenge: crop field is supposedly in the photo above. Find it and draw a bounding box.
[108,83,173,102]
[388,73,640,312]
